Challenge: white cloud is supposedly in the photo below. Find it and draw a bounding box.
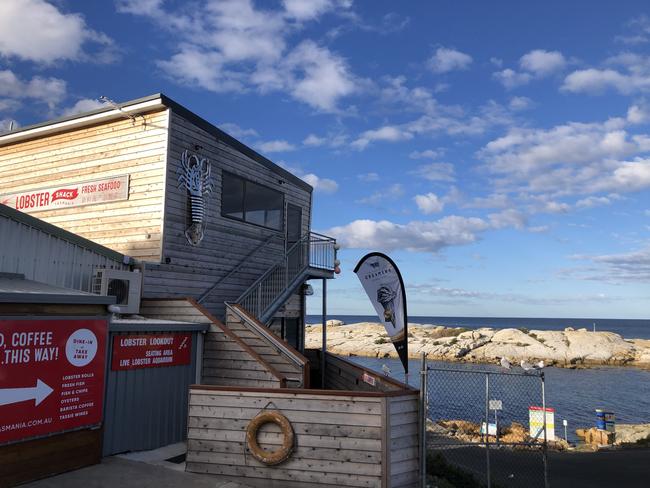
[493,49,566,90]
[519,49,566,76]
[303,134,326,146]
[123,0,357,112]
[561,68,641,94]
[488,209,527,229]
[283,0,340,21]
[0,0,114,63]
[301,173,339,193]
[410,162,455,182]
[479,106,650,197]
[409,149,443,160]
[414,193,444,214]
[327,216,490,253]
[568,245,650,283]
[283,40,357,111]
[464,193,510,209]
[219,122,259,139]
[575,194,621,209]
[509,96,534,111]
[493,68,532,89]
[356,183,404,205]
[352,125,413,150]
[428,47,473,74]
[357,172,379,182]
[61,98,106,116]
[0,70,67,109]
[256,140,296,153]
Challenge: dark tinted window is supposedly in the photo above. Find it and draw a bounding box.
[221,173,245,220]
[221,172,284,230]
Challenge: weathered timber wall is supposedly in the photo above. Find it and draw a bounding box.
[306,350,407,393]
[186,387,391,488]
[227,304,308,388]
[0,110,169,261]
[139,298,284,388]
[144,109,312,318]
[388,395,420,488]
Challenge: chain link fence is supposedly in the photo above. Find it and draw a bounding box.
[421,363,550,488]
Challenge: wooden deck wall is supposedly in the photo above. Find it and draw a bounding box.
[144,109,313,318]
[388,395,420,488]
[139,298,284,388]
[186,387,388,488]
[0,110,169,261]
[305,350,405,393]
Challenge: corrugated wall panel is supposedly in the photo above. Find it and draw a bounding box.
[102,331,199,456]
[0,213,127,292]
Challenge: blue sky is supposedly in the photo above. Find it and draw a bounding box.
[1,1,649,318]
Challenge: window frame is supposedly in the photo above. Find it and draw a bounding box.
[220,170,286,232]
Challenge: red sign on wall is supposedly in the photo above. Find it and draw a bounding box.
[111,333,192,371]
[0,319,107,445]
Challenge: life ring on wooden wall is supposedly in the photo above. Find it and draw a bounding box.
[246,410,295,466]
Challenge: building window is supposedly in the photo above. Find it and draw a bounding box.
[222,172,284,230]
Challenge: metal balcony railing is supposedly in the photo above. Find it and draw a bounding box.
[237,232,337,321]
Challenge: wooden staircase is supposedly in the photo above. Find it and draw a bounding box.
[224,304,309,388]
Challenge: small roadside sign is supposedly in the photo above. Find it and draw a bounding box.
[489,399,503,410]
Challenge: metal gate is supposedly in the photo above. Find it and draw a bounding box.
[420,360,549,487]
[102,323,207,456]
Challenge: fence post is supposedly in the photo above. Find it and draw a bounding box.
[419,354,427,488]
[485,373,491,488]
[541,372,550,488]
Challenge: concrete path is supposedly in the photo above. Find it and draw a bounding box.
[23,443,252,488]
[24,456,250,488]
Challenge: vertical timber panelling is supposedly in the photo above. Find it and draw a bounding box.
[144,110,312,317]
[187,388,385,488]
[388,394,420,488]
[0,110,169,261]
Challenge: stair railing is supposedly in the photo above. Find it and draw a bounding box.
[196,233,283,304]
[237,233,311,319]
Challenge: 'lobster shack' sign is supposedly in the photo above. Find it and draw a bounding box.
[177,150,213,246]
[0,175,129,213]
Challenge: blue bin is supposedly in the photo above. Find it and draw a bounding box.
[596,409,615,432]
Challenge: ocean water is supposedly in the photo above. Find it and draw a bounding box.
[306,315,650,339]
[351,356,650,444]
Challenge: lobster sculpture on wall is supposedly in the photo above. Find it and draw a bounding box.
[177,150,214,246]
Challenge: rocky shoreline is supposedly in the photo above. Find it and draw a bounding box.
[305,321,650,368]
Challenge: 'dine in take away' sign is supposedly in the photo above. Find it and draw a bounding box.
[0,319,107,444]
[354,252,409,374]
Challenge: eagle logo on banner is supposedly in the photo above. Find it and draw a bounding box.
[354,252,409,374]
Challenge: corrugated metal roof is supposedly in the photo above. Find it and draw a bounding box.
[0,273,115,304]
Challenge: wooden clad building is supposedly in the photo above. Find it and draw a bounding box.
[0,94,336,347]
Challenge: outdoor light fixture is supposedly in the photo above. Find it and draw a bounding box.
[303,284,314,296]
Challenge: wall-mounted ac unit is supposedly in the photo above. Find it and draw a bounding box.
[93,269,142,314]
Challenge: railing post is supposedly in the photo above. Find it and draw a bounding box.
[542,372,550,488]
[420,354,427,488]
[485,373,491,488]
[321,277,327,389]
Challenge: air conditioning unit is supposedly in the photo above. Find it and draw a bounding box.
[93,269,142,314]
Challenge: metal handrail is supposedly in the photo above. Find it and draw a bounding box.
[197,233,283,304]
[236,232,336,320]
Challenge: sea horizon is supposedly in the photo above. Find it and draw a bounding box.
[306,314,650,339]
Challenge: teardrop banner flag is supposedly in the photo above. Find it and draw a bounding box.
[354,252,408,374]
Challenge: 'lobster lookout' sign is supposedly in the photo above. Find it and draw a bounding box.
[0,175,129,213]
